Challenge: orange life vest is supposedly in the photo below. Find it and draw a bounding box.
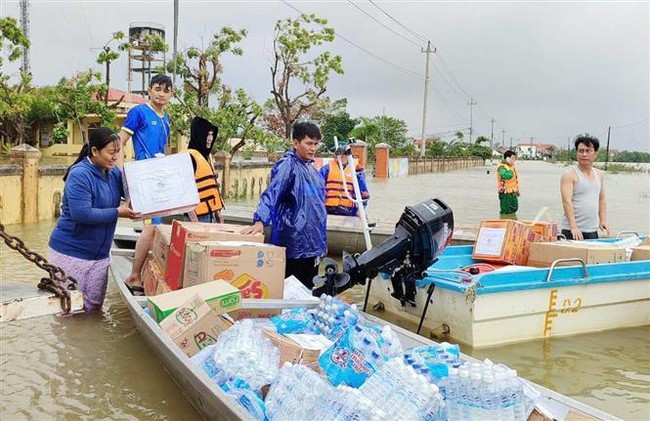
[325,160,357,208]
[496,162,519,194]
[188,149,224,216]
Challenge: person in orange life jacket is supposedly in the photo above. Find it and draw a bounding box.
[185,117,225,223]
[496,150,520,217]
[320,145,370,217]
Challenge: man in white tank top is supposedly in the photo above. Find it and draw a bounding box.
[560,135,609,240]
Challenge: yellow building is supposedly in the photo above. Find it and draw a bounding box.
[38,89,148,158]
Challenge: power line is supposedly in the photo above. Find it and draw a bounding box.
[615,117,650,129]
[280,0,423,80]
[367,0,428,43]
[435,51,473,101]
[345,0,422,48]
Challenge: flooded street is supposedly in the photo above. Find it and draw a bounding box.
[1,161,649,419]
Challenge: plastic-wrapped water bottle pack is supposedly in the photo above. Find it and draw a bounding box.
[444,360,528,421]
[319,321,403,387]
[211,319,280,392]
[311,294,361,340]
[265,362,382,421]
[359,357,445,420]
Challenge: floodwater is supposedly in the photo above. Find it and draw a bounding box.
[1,161,649,420]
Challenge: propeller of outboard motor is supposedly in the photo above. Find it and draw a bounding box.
[312,258,351,297]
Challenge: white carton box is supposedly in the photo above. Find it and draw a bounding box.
[123,153,199,219]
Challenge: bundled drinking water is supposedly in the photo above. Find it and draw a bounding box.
[191,343,226,386]
[265,363,382,421]
[359,357,445,420]
[311,294,361,340]
[404,342,462,381]
[211,319,280,392]
[270,307,318,334]
[319,322,403,387]
[444,360,527,421]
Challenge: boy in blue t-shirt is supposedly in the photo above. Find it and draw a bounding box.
[119,74,173,295]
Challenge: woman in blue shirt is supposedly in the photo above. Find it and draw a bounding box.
[49,128,139,312]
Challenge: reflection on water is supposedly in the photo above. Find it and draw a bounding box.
[1,161,649,419]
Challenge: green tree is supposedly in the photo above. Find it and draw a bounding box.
[0,17,31,144]
[95,31,125,100]
[166,27,246,108]
[320,111,358,151]
[350,117,382,144]
[373,115,408,149]
[268,14,343,138]
[54,70,117,142]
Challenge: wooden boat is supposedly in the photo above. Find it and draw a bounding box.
[113,205,477,254]
[366,243,650,349]
[109,251,618,420]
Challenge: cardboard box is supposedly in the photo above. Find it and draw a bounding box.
[152,224,173,272]
[262,330,332,371]
[527,241,627,268]
[123,153,199,220]
[166,220,264,290]
[472,220,535,265]
[147,280,242,322]
[142,258,168,296]
[630,245,650,261]
[522,221,558,242]
[183,241,286,319]
[159,294,233,357]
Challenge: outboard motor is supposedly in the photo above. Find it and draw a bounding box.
[343,198,454,308]
[313,198,453,307]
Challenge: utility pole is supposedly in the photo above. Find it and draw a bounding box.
[567,136,571,162]
[173,0,179,87]
[605,126,611,170]
[19,0,30,74]
[490,118,496,151]
[468,98,477,144]
[420,41,434,157]
[530,136,534,159]
[501,129,506,148]
[509,136,513,150]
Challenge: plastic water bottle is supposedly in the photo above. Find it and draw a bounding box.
[445,366,461,420]
[507,369,526,421]
[211,320,280,391]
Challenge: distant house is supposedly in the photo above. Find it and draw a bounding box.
[516,142,557,159]
[39,89,148,157]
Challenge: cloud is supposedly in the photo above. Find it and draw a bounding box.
[3,0,648,150]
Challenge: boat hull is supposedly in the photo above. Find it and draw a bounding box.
[367,244,650,348]
[109,252,619,420]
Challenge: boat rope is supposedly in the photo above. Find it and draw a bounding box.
[0,223,78,314]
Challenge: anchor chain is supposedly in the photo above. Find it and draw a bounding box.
[0,223,78,314]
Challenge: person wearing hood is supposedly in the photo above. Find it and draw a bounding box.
[49,128,140,312]
[186,116,225,223]
[241,122,327,289]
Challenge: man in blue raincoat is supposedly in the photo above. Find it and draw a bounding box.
[241,122,327,289]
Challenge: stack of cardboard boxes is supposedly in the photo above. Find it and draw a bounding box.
[472,219,640,268]
[139,220,289,356]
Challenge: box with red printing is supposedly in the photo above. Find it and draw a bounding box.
[165,220,264,290]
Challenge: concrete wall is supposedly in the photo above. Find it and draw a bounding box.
[215,161,273,199]
[0,166,23,225]
[407,156,484,174]
[38,166,66,221]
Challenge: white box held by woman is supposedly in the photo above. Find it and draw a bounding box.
[123,153,199,219]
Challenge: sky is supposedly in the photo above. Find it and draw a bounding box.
[2,0,649,151]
